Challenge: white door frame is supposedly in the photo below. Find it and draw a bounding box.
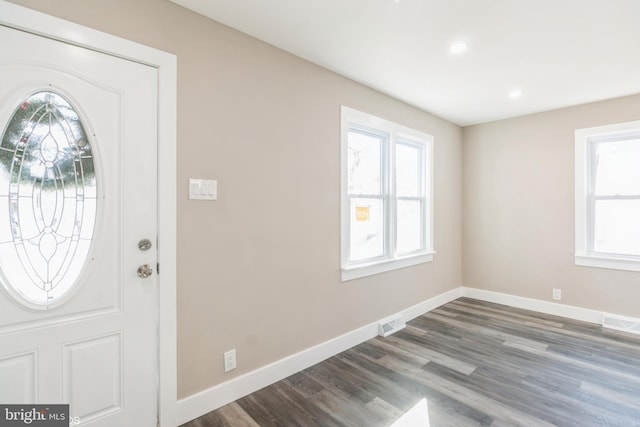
[0,1,178,425]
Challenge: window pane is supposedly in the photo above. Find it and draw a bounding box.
[347,130,382,195]
[594,139,640,196]
[594,199,640,256]
[396,143,421,197]
[349,198,384,261]
[0,91,97,306]
[397,199,422,254]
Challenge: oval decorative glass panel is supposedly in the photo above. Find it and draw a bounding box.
[0,91,97,307]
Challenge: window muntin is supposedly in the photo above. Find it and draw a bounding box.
[0,91,97,307]
[341,106,433,280]
[575,121,640,271]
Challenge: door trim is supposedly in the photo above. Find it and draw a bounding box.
[0,1,178,425]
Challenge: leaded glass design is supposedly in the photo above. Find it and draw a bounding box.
[0,91,97,307]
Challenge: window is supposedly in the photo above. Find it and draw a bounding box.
[341,106,434,281]
[0,91,97,307]
[575,120,640,271]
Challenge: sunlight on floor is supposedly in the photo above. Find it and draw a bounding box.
[390,398,430,426]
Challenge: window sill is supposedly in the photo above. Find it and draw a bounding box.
[575,254,640,272]
[341,252,435,281]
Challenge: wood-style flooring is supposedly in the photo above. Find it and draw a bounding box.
[181,297,640,426]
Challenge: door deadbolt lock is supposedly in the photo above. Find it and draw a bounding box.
[138,239,152,251]
[137,264,153,279]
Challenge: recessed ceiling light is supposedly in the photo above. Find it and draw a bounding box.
[509,89,523,99]
[449,42,467,55]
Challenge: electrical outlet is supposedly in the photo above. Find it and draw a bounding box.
[552,288,562,301]
[224,349,237,372]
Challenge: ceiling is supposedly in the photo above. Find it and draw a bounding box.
[170,0,640,126]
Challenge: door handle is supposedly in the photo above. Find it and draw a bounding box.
[137,264,153,279]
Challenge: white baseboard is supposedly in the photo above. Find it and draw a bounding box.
[177,287,462,425]
[461,287,603,324]
[178,286,614,424]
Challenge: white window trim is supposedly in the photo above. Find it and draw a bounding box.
[341,106,434,281]
[575,120,640,272]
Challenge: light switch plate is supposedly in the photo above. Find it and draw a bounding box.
[189,178,217,200]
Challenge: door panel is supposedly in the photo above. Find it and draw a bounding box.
[0,351,36,403]
[0,25,158,426]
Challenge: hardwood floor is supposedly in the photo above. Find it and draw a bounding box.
[181,298,640,426]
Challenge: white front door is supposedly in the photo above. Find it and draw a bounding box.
[0,24,159,427]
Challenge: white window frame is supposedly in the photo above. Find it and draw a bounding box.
[341,106,434,281]
[575,120,640,272]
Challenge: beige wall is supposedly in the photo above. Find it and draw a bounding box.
[463,94,640,318]
[17,0,638,403]
[7,0,462,398]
